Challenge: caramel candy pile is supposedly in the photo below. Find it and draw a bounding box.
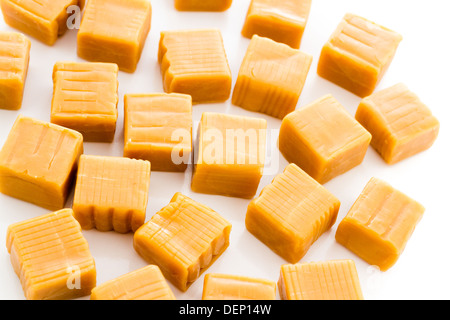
[0,0,441,301]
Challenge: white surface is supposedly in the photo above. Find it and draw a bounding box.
[0,0,449,300]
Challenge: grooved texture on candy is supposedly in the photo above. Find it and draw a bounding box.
[77,0,152,72]
[191,112,267,199]
[335,177,425,271]
[202,273,276,300]
[279,94,372,184]
[90,265,175,300]
[158,29,232,104]
[0,0,83,45]
[124,93,192,172]
[317,13,402,97]
[6,209,96,300]
[0,115,83,210]
[72,155,151,234]
[51,62,119,142]
[356,83,440,164]
[133,193,232,292]
[0,31,30,110]
[232,35,312,119]
[278,260,363,300]
[246,163,340,263]
[175,0,232,11]
[242,0,312,49]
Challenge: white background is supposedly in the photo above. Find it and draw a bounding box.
[0,0,449,300]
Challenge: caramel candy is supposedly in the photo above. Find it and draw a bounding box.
[0,32,30,110]
[51,62,119,142]
[356,83,440,164]
[246,163,340,263]
[232,35,312,119]
[241,0,312,49]
[0,115,83,210]
[77,0,152,73]
[124,93,192,172]
[158,29,232,104]
[175,0,232,11]
[6,209,96,300]
[279,95,372,184]
[90,265,175,300]
[278,260,363,300]
[202,273,276,300]
[191,112,267,199]
[335,177,425,271]
[134,193,232,292]
[72,155,151,234]
[0,0,84,45]
[317,13,402,97]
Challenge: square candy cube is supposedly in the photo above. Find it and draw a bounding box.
[51,62,119,142]
[72,155,151,233]
[279,94,372,184]
[317,13,402,97]
[356,83,440,164]
[77,0,152,72]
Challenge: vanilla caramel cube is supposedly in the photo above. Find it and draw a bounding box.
[77,0,152,72]
[232,35,312,119]
[0,115,83,210]
[242,0,312,49]
[317,13,402,97]
[0,32,31,110]
[6,209,96,300]
[175,0,232,11]
[335,177,425,271]
[72,155,151,234]
[51,62,119,142]
[246,163,340,263]
[0,0,84,45]
[90,265,175,300]
[191,112,267,199]
[356,83,440,164]
[124,93,192,172]
[133,193,232,292]
[278,260,363,300]
[279,95,372,184]
[158,29,232,104]
[202,273,276,300]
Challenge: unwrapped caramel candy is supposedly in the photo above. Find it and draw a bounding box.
[246,163,340,263]
[0,115,83,210]
[72,155,151,234]
[356,83,440,164]
[0,31,30,110]
[6,209,96,300]
[0,0,85,45]
[51,62,119,142]
[279,94,372,184]
[124,93,192,172]
[335,177,425,271]
[202,273,276,300]
[278,260,363,300]
[77,0,152,72]
[232,35,312,119]
[175,0,232,11]
[242,0,312,49]
[134,193,232,292]
[317,13,402,97]
[158,29,232,104]
[191,112,267,199]
[90,265,175,300]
